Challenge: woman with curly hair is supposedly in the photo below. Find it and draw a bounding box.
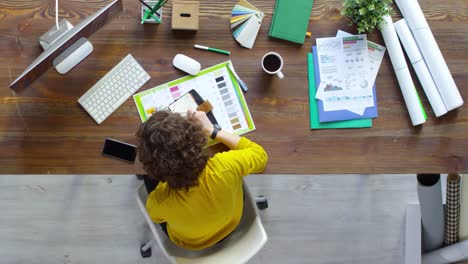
[136,109,268,250]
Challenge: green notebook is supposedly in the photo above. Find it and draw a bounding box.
[269,0,314,44]
[308,53,372,129]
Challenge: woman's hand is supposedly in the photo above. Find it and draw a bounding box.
[187,109,214,138]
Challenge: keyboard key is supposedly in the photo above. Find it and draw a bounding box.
[112,96,128,110]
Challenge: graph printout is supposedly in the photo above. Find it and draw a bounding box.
[316,35,374,115]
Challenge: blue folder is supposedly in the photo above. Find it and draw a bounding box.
[308,53,372,129]
[312,46,378,122]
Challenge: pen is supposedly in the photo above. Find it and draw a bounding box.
[140,0,162,23]
[141,8,162,24]
[227,61,248,92]
[194,45,230,55]
[141,0,166,24]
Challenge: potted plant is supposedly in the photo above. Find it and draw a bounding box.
[341,0,393,33]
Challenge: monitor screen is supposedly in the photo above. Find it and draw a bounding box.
[9,0,123,92]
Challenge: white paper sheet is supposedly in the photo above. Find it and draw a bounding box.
[316,35,374,114]
[395,0,463,111]
[394,19,447,117]
[380,15,426,126]
[336,30,386,92]
[340,35,373,106]
[316,37,344,100]
[167,93,198,115]
[336,30,386,115]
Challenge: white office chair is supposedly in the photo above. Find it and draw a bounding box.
[135,179,268,264]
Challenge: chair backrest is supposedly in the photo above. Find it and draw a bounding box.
[135,179,268,264]
[136,184,179,263]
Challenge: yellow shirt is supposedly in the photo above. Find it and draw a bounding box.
[146,137,268,250]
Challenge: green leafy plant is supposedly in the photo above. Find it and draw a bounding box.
[341,0,393,33]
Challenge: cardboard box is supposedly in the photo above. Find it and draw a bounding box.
[172,1,199,30]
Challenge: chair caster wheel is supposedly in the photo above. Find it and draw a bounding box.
[140,244,152,258]
[255,196,268,210]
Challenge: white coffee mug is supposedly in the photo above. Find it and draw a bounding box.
[261,52,284,79]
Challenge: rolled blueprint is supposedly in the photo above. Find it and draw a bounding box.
[460,174,468,240]
[393,19,447,117]
[417,174,444,252]
[380,15,426,126]
[422,240,468,264]
[444,173,461,245]
[395,0,463,111]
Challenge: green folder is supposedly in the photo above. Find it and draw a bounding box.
[308,53,372,129]
[269,0,314,44]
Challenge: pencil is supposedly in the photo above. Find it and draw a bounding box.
[141,8,161,24]
[140,0,161,22]
[194,45,230,55]
[141,0,166,24]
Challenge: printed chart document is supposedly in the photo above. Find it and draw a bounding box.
[316,37,344,100]
[312,45,378,122]
[336,30,386,115]
[337,30,386,93]
[316,35,374,115]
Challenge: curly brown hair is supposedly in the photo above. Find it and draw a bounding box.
[136,110,208,190]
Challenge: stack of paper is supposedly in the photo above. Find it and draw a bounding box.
[313,31,386,123]
[230,0,264,49]
[308,53,372,129]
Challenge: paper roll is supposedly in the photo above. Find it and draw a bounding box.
[460,174,468,240]
[422,240,468,264]
[444,174,461,245]
[380,15,426,126]
[417,174,445,253]
[394,19,448,117]
[395,0,464,111]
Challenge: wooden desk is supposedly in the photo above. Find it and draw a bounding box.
[0,0,467,174]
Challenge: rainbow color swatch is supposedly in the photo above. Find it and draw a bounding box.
[230,0,264,49]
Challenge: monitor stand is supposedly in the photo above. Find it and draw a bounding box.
[39,19,93,74]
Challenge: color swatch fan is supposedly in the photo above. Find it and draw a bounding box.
[230,0,264,49]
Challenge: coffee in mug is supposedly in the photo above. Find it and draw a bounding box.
[261,52,284,79]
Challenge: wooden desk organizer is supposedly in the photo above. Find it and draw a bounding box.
[172,1,199,30]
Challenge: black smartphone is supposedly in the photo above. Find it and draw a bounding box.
[102,138,137,163]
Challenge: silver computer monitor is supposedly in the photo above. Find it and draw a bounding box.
[9,0,123,92]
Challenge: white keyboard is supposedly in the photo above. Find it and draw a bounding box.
[78,54,150,124]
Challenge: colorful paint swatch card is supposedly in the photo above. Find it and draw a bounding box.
[133,61,255,138]
[231,0,264,49]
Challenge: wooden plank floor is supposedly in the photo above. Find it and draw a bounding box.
[0,174,455,264]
